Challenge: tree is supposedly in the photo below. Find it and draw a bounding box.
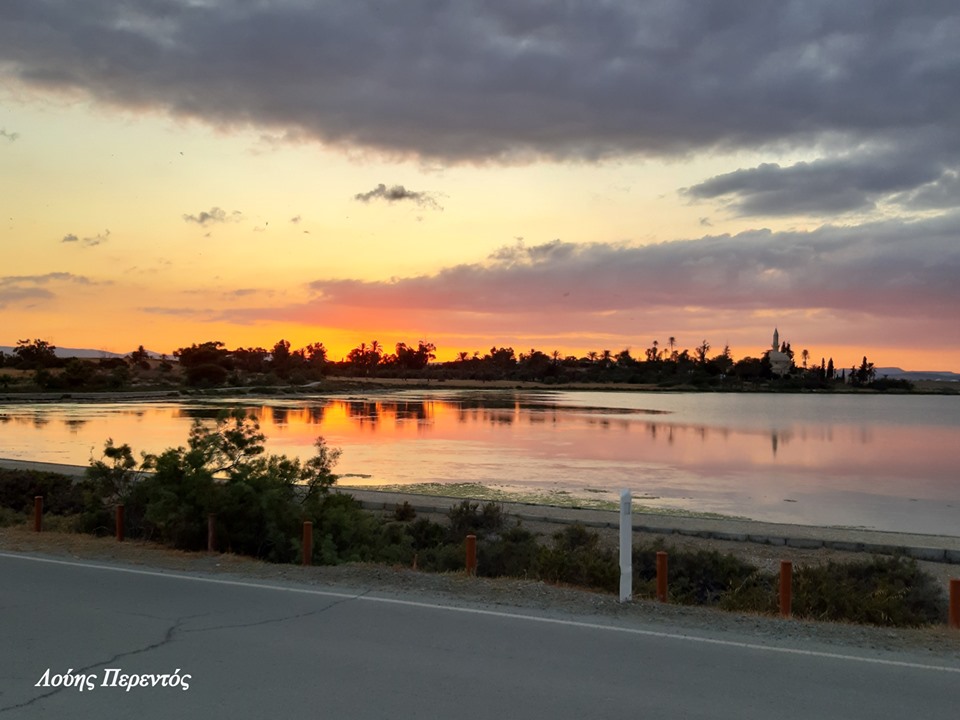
[854,356,876,385]
[128,345,151,370]
[801,349,810,370]
[13,339,58,369]
[305,343,327,367]
[695,340,711,365]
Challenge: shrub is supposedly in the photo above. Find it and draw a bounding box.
[447,500,504,542]
[0,468,85,515]
[308,493,382,564]
[537,524,618,593]
[394,501,417,521]
[792,556,946,627]
[479,525,541,578]
[633,542,768,606]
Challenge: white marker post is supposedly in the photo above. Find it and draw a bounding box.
[619,489,632,603]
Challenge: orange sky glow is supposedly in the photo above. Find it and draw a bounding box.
[2,3,959,374]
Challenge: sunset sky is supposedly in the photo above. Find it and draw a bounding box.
[2,2,959,371]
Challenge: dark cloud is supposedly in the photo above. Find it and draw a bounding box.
[0,128,19,142]
[183,207,242,227]
[354,184,442,210]
[893,170,960,211]
[2,1,958,166]
[0,272,95,307]
[61,229,110,246]
[182,207,228,225]
[298,213,960,320]
[684,134,959,216]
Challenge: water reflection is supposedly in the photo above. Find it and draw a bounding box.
[0,391,958,534]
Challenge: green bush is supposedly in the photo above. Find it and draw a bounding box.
[633,542,769,606]
[793,556,946,627]
[308,493,382,564]
[478,525,541,578]
[0,468,85,515]
[0,507,26,528]
[447,500,504,542]
[537,524,618,593]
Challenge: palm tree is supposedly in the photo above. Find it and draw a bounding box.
[801,349,809,369]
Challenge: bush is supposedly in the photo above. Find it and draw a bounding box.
[479,525,541,578]
[537,524,618,593]
[447,500,504,541]
[393,501,417,521]
[793,556,946,627]
[633,541,769,606]
[0,468,85,515]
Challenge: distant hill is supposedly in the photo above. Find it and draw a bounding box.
[874,367,960,382]
[0,345,163,359]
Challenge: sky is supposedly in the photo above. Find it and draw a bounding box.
[2,1,959,371]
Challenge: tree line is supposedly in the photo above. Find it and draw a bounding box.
[0,336,907,392]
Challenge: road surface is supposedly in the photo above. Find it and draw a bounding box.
[1,551,957,719]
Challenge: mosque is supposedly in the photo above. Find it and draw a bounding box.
[767,328,793,376]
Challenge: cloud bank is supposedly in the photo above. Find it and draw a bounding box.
[2,3,957,168]
[165,212,958,353]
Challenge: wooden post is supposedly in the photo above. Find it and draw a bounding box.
[207,513,216,553]
[302,521,313,566]
[950,579,960,630]
[780,560,793,618]
[33,496,42,533]
[115,504,125,542]
[656,551,668,602]
[465,534,477,576]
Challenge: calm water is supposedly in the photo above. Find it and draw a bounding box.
[1,390,958,535]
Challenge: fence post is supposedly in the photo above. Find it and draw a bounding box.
[656,551,668,602]
[115,504,125,542]
[33,496,42,533]
[207,513,216,553]
[465,534,477,576]
[950,579,959,630]
[780,560,793,618]
[619,490,632,603]
[302,521,313,566]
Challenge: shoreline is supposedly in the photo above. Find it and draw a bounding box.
[1,372,958,404]
[4,457,959,562]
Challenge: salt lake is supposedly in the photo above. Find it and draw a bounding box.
[1,390,957,535]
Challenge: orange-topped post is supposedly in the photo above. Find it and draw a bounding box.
[656,551,668,602]
[780,561,793,618]
[465,534,477,576]
[950,579,959,629]
[33,496,42,533]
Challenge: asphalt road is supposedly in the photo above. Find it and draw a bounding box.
[1,552,958,719]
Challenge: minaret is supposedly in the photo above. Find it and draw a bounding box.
[773,328,779,352]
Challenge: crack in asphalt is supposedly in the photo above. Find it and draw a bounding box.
[182,589,371,633]
[0,612,209,715]
[0,590,371,714]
